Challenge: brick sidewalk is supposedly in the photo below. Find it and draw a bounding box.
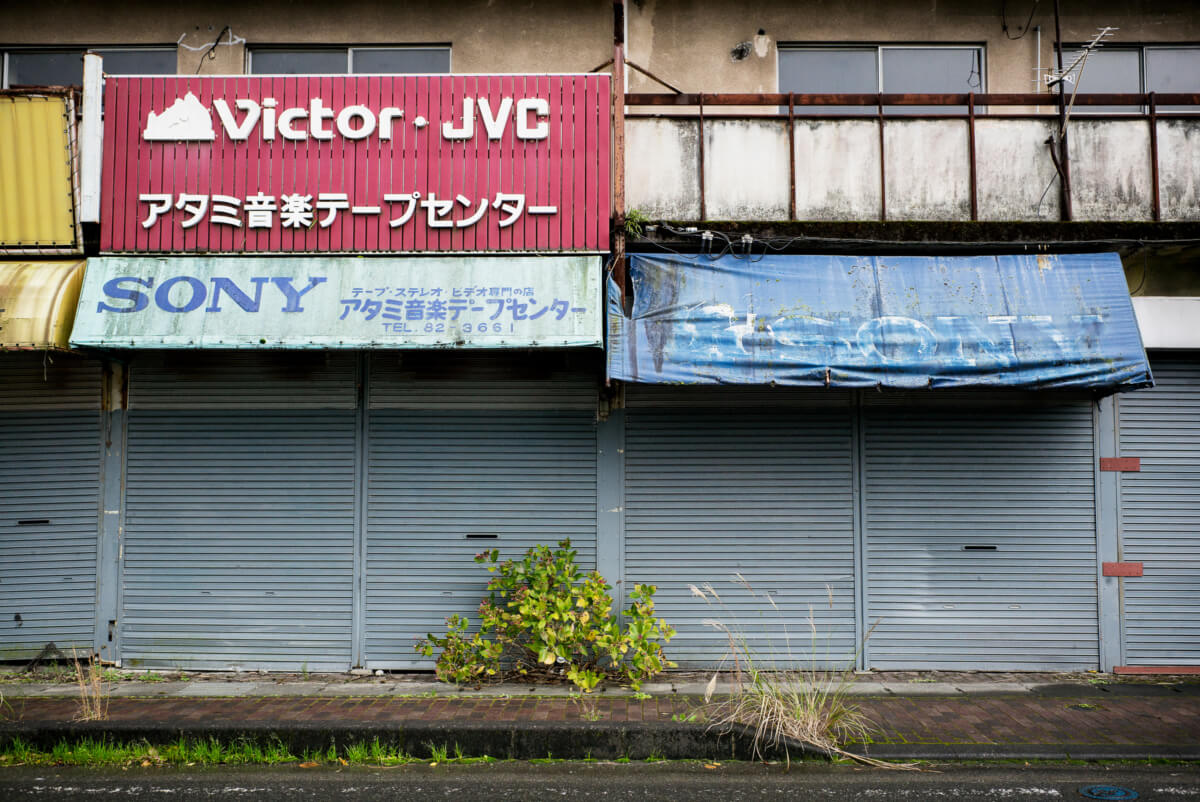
[4,692,1198,748]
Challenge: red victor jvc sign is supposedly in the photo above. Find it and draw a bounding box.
[100,75,611,253]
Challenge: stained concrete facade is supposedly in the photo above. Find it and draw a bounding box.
[6,1,1199,90]
[627,0,1200,94]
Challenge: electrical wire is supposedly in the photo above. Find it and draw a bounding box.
[195,26,232,74]
[642,223,1200,256]
[1128,251,1150,295]
[1002,0,1042,40]
[967,49,983,90]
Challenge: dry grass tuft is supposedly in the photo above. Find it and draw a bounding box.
[72,650,108,721]
[694,579,918,770]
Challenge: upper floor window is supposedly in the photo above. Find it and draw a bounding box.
[2,47,175,88]
[247,47,451,75]
[1065,45,1200,112]
[779,45,984,114]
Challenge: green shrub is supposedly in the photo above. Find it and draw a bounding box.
[415,540,674,692]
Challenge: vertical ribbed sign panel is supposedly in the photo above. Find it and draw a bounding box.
[364,354,598,668]
[1119,356,1200,665]
[623,398,857,668]
[0,94,79,252]
[101,75,610,253]
[0,354,101,659]
[863,398,1098,670]
[122,353,357,670]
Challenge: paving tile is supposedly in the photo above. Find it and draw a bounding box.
[246,682,327,696]
[7,676,1200,752]
[879,682,962,695]
[174,682,263,697]
[843,682,890,695]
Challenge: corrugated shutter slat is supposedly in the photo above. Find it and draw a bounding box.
[624,405,857,669]
[0,354,102,659]
[122,353,356,670]
[1119,355,1200,665]
[364,355,599,669]
[863,401,1098,670]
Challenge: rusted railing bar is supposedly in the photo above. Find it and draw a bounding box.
[787,92,796,221]
[697,93,706,222]
[967,92,978,222]
[625,112,1176,122]
[1149,92,1162,223]
[625,92,1200,107]
[878,97,887,223]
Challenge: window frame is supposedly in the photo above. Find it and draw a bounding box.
[1062,43,1200,113]
[1,46,176,88]
[246,45,452,75]
[777,43,986,115]
[778,44,987,93]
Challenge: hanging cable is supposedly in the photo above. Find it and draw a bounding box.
[195,25,232,74]
[1002,0,1042,40]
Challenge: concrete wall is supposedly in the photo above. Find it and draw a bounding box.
[8,1,1198,90]
[1,0,611,76]
[627,0,1200,95]
[9,1,1198,223]
[626,116,1200,222]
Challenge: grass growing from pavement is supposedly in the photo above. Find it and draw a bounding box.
[691,576,918,771]
[0,736,518,768]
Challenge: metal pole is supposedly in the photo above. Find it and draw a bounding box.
[1054,0,1074,221]
[612,0,627,308]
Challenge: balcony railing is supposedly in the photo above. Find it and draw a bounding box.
[623,92,1200,224]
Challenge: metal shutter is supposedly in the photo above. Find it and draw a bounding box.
[1119,354,1200,665]
[0,354,102,660]
[121,352,357,670]
[624,389,857,669]
[862,395,1098,670]
[364,352,599,668]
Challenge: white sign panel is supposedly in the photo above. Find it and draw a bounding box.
[72,256,601,349]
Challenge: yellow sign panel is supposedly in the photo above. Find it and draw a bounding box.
[0,261,86,349]
[0,94,78,250]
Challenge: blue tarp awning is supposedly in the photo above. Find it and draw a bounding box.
[607,253,1152,393]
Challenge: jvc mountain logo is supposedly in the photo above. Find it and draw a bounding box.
[144,93,215,140]
[143,91,550,143]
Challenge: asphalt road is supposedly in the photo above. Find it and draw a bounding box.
[2,763,1199,801]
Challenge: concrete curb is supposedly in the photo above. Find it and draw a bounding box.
[4,679,1199,699]
[0,721,803,762]
[856,742,1200,761]
[2,721,1193,763]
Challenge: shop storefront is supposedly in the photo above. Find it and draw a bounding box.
[5,67,1193,675]
[72,73,611,670]
[71,256,604,670]
[608,252,1152,671]
[0,91,104,662]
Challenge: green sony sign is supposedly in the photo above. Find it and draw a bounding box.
[71,256,601,349]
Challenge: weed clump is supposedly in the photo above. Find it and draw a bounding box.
[71,650,107,722]
[415,539,675,693]
[693,575,916,770]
